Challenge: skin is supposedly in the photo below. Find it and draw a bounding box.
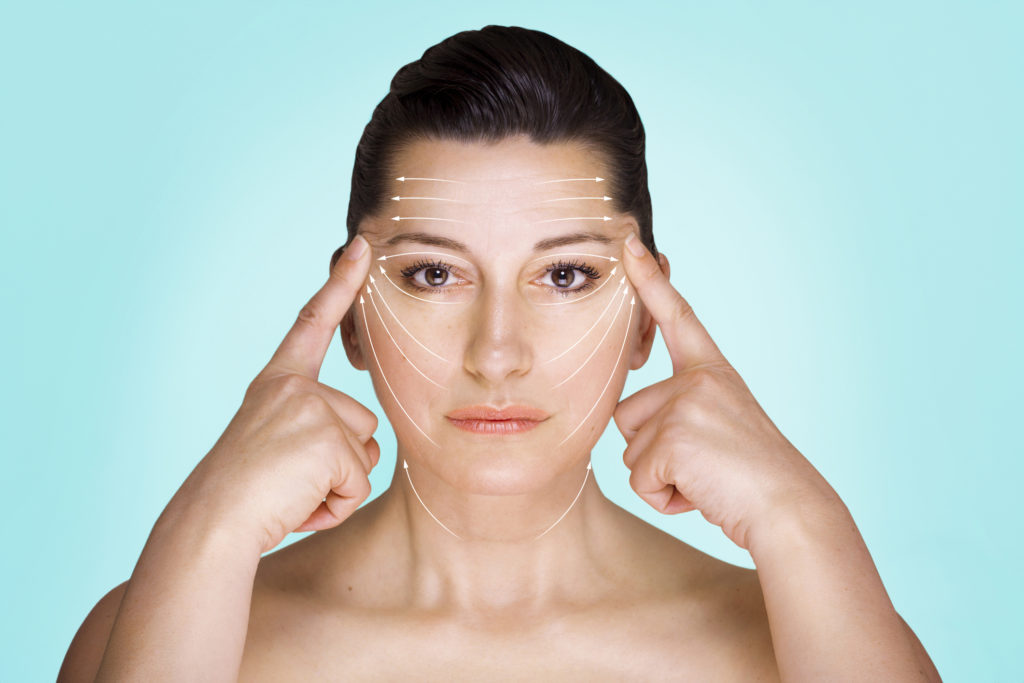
[58,135,941,681]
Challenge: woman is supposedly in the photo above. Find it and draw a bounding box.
[61,25,940,681]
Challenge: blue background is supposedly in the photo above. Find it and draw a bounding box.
[2,2,1020,680]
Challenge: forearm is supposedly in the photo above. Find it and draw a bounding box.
[95,485,262,682]
[749,497,937,682]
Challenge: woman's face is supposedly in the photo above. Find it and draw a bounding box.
[344,135,657,493]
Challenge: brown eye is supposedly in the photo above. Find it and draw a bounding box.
[424,267,449,286]
[552,267,575,287]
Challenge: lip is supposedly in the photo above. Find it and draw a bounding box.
[446,404,550,435]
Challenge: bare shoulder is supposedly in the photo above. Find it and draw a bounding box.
[619,515,780,681]
[704,563,780,681]
[57,580,129,683]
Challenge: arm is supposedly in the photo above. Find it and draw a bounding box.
[58,582,127,682]
[92,487,263,682]
[748,498,942,682]
[615,238,939,680]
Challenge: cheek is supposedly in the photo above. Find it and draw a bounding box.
[356,301,452,433]
[541,291,636,424]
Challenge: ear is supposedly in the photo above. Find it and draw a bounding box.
[331,246,369,372]
[628,252,671,370]
[339,307,368,371]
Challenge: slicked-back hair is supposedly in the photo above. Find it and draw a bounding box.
[333,24,656,269]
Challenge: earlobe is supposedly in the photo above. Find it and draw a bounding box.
[627,252,671,370]
[340,308,369,371]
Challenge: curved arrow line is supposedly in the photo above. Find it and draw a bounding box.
[365,288,445,389]
[557,297,635,447]
[367,282,452,364]
[378,250,474,267]
[540,196,612,202]
[533,177,604,184]
[533,462,592,540]
[553,286,629,388]
[360,297,439,448]
[534,216,611,223]
[377,266,464,305]
[542,278,626,365]
[392,196,465,202]
[391,216,467,223]
[404,459,461,539]
[534,267,618,306]
[396,176,465,183]
[525,252,618,265]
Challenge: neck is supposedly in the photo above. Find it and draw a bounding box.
[365,445,628,615]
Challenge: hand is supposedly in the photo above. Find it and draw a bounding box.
[614,234,841,550]
[181,235,381,555]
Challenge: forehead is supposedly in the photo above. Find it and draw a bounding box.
[393,134,605,190]
[362,135,630,250]
[389,135,610,210]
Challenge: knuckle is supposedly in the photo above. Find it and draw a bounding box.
[622,444,635,467]
[679,399,709,428]
[639,258,663,282]
[365,438,381,467]
[276,373,313,395]
[328,265,356,292]
[286,389,330,418]
[355,473,372,502]
[296,301,326,328]
[688,366,717,389]
[671,295,696,326]
[611,403,627,429]
[244,376,264,401]
[666,394,704,431]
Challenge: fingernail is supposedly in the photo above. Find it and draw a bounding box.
[625,232,645,258]
[344,234,368,261]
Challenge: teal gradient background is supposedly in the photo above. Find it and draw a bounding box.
[2,2,1020,680]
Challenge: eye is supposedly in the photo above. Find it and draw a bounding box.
[417,265,450,287]
[400,259,460,291]
[540,260,601,295]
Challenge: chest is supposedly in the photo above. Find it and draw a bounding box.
[238,597,769,681]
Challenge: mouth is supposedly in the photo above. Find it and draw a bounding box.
[445,404,550,435]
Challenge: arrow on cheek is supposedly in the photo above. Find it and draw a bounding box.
[556,295,635,447]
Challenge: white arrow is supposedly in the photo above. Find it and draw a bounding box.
[396,176,465,183]
[377,265,463,305]
[557,296,635,447]
[391,195,464,202]
[403,458,594,541]
[360,296,439,448]
[534,216,612,223]
[365,287,445,388]
[535,266,619,306]
[378,250,473,266]
[543,277,627,365]
[533,461,592,540]
[534,177,604,184]
[366,279,452,363]
[403,459,462,538]
[540,196,612,202]
[392,216,467,223]
[553,285,630,388]
[525,252,617,265]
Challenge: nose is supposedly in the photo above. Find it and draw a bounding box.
[461,285,534,385]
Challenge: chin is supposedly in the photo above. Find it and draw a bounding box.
[419,440,580,495]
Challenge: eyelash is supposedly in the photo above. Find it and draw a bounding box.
[399,259,602,298]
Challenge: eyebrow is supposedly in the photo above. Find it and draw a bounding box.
[384,231,614,252]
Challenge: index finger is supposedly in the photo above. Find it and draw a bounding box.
[621,233,726,373]
[262,235,371,380]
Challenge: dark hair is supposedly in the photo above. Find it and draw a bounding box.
[332,24,656,269]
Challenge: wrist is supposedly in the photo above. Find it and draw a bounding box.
[747,488,853,561]
[162,473,267,560]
